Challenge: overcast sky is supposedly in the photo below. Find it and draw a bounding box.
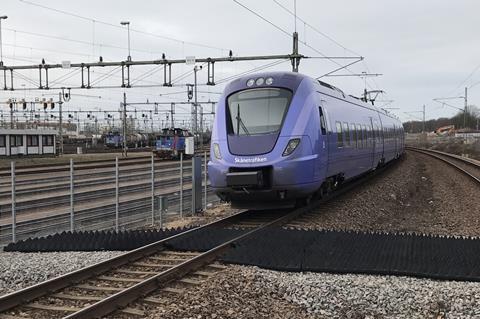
[0,0,479,127]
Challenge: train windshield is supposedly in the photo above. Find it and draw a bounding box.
[227,88,292,136]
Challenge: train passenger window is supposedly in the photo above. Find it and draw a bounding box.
[367,125,373,146]
[343,122,350,146]
[352,123,357,148]
[0,135,5,147]
[319,107,327,135]
[363,125,368,147]
[10,136,15,147]
[356,124,362,148]
[335,121,343,148]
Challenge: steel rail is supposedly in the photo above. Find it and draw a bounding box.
[406,147,480,184]
[63,208,306,319]
[0,208,252,312]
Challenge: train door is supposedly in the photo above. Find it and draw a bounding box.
[393,124,397,156]
[369,118,376,170]
[316,104,329,181]
[377,115,385,164]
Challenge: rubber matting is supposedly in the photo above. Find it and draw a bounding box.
[3,227,194,252]
[219,228,480,282]
[6,227,480,282]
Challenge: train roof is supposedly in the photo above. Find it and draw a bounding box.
[227,71,400,122]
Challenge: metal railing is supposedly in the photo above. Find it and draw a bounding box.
[0,152,219,246]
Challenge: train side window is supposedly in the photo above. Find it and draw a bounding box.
[363,125,368,147]
[335,121,344,148]
[343,122,350,146]
[319,107,327,135]
[352,123,357,148]
[356,124,362,148]
[366,126,371,146]
[0,135,5,147]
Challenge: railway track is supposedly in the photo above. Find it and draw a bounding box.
[0,208,304,319]
[406,147,480,183]
[0,154,409,317]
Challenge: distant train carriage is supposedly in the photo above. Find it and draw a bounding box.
[153,128,192,159]
[104,132,123,148]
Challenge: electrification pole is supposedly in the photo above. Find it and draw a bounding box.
[120,21,131,61]
[193,65,200,140]
[9,100,13,129]
[464,87,468,129]
[422,104,425,133]
[0,16,7,66]
[58,92,63,155]
[291,31,300,72]
[122,92,127,157]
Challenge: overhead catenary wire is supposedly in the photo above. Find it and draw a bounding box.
[17,0,226,51]
[215,59,289,84]
[232,0,365,81]
[272,0,380,91]
[3,27,167,56]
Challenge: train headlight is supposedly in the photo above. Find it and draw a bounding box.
[255,77,265,86]
[213,143,222,159]
[282,138,301,156]
[246,79,255,87]
[265,77,274,85]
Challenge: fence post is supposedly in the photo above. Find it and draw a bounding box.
[179,152,183,218]
[151,154,155,226]
[11,161,16,243]
[70,158,74,232]
[115,157,119,232]
[204,151,207,211]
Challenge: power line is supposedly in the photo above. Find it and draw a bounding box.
[232,0,292,37]
[3,27,166,55]
[270,0,384,92]
[216,59,288,84]
[3,42,93,58]
[232,0,364,80]
[272,0,361,56]
[17,0,226,51]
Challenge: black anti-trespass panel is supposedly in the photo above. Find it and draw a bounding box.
[220,228,480,282]
[3,227,194,252]
[6,226,480,282]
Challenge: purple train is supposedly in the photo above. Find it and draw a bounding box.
[208,71,404,208]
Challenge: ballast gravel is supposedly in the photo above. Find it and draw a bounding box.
[252,266,480,319]
[0,251,123,296]
[139,264,480,318]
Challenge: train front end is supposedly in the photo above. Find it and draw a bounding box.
[208,72,320,208]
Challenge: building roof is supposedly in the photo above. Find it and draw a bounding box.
[0,128,58,135]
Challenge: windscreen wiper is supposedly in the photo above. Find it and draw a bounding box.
[236,103,250,135]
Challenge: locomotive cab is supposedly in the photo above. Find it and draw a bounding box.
[208,72,322,208]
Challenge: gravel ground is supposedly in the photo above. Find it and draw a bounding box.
[251,266,480,319]
[292,152,480,237]
[0,251,123,296]
[139,265,312,319]
[126,264,480,319]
